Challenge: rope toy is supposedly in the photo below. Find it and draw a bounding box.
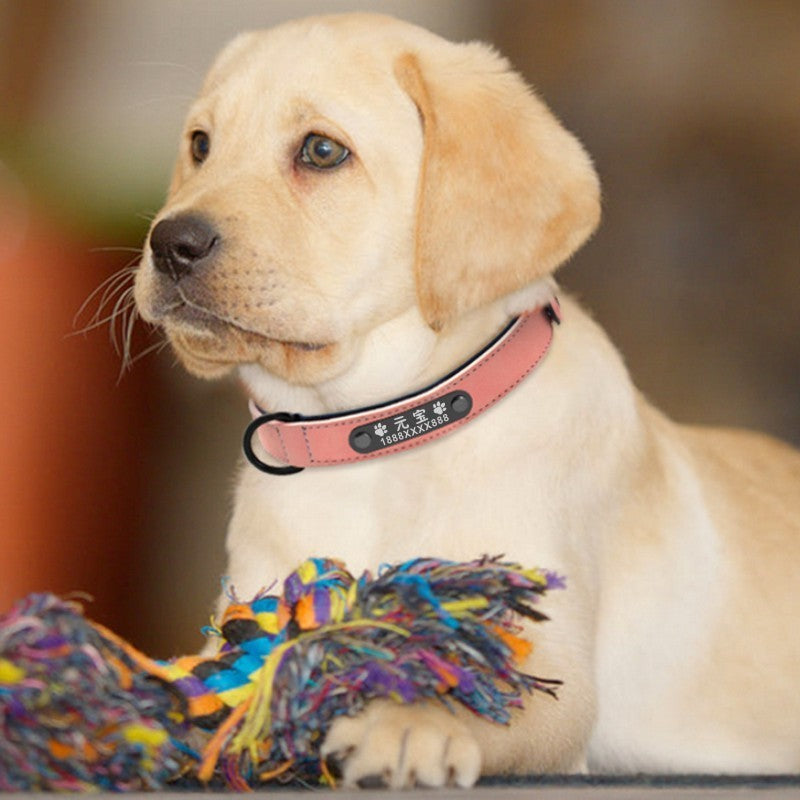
[0,593,189,791]
[0,556,564,790]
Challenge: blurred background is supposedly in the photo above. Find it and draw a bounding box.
[1,0,798,657]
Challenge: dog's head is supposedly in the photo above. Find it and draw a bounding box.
[134,14,600,386]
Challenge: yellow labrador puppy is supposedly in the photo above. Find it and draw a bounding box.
[134,14,800,787]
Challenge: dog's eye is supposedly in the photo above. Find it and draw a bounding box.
[190,130,210,165]
[299,134,350,169]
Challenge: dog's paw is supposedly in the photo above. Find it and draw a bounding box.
[321,700,482,789]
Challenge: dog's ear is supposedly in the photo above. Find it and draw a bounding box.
[394,46,601,329]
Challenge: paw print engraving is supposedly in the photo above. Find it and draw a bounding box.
[432,401,447,416]
[373,422,388,437]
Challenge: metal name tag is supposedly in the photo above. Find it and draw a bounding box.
[348,391,473,455]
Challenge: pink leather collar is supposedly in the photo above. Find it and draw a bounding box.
[244,301,560,474]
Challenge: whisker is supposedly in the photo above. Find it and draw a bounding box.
[110,288,136,357]
[89,246,144,255]
[73,266,137,332]
[117,308,168,382]
[126,336,170,370]
[76,254,171,378]
[74,270,126,325]
[122,299,139,370]
[94,270,137,320]
[71,306,131,337]
[114,305,137,379]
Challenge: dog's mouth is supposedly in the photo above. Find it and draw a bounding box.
[150,293,337,380]
[160,293,330,353]
[136,268,341,380]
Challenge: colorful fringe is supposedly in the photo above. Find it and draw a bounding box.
[0,593,188,791]
[0,556,564,790]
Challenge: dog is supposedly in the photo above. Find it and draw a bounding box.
[133,13,800,788]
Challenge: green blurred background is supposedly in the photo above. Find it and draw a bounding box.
[1,0,798,657]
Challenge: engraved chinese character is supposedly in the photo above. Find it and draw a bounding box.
[412,408,428,425]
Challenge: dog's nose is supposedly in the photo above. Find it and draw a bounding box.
[149,215,219,281]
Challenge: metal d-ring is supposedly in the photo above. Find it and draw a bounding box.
[242,412,305,475]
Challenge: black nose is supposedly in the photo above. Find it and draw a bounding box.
[149,215,219,281]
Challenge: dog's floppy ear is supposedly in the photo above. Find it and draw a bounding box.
[394,46,601,329]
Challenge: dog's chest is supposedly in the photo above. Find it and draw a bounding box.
[226,435,569,597]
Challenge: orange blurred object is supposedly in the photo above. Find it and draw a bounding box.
[0,179,155,642]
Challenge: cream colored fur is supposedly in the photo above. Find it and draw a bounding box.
[134,14,800,787]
